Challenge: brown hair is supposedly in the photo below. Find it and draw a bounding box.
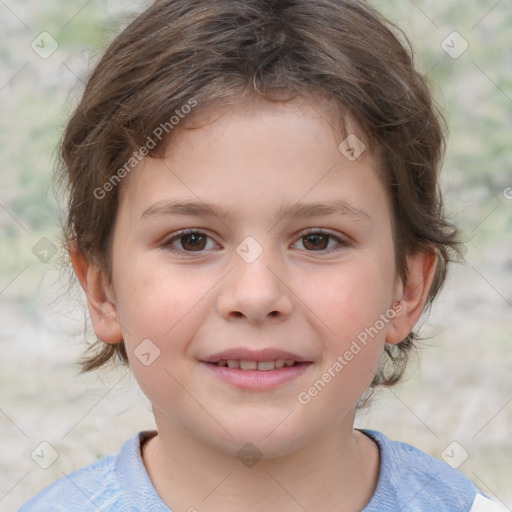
[57,0,462,391]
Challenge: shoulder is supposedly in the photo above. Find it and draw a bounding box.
[18,432,156,512]
[360,429,503,512]
[18,453,124,512]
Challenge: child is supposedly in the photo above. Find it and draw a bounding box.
[19,0,506,510]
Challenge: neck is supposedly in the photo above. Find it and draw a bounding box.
[142,412,380,512]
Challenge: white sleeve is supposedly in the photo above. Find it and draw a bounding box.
[469,494,510,512]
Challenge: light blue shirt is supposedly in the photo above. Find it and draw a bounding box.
[18,429,503,511]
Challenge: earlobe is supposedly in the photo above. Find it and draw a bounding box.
[385,250,438,345]
[70,242,124,344]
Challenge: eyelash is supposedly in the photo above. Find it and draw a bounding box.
[161,229,350,255]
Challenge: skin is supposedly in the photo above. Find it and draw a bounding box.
[73,97,437,512]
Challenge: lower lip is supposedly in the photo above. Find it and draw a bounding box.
[200,362,313,390]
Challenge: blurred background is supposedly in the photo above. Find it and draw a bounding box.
[0,0,511,510]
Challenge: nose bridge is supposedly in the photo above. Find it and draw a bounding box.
[217,236,293,321]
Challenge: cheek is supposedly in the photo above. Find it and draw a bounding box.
[113,258,223,368]
[308,252,396,341]
[115,257,209,339]
[112,264,216,411]
[114,264,215,423]
[298,253,395,402]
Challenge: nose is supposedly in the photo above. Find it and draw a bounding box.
[217,248,294,324]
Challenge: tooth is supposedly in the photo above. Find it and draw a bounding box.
[222,359,297,370]
[240,360,258,370]
[257,361,276,371]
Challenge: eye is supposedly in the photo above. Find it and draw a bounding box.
[162,229,350,255]
[293,230,349,253]
[162,230,217,253]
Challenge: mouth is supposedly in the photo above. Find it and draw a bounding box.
[199,347,314,390]
[199,355,313,390]
[205,359,305,371]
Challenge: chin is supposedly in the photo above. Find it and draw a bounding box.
[204,421,315,461]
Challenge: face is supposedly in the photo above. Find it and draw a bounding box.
[106,98,402,457]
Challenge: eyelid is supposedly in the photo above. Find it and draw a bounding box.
[296,228,347,239]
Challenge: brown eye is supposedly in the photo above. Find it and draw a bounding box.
[179,233,207,251]
[163,230,215,253]
[294,230,349,253]
[302,233,330,251]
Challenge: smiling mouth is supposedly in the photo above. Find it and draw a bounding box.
[201,358,313,390]
[205,360,307,371]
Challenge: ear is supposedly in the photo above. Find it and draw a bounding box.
[385,250,438,345]
[70,242,123,344]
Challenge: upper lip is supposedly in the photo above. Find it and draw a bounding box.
[200,348,311,363]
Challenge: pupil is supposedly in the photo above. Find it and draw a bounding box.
[183,233,205,251]
[304,234,328,250]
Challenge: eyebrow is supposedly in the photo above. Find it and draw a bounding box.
[140,199,371,224]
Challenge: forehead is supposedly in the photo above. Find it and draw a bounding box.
[117,97,387,223]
